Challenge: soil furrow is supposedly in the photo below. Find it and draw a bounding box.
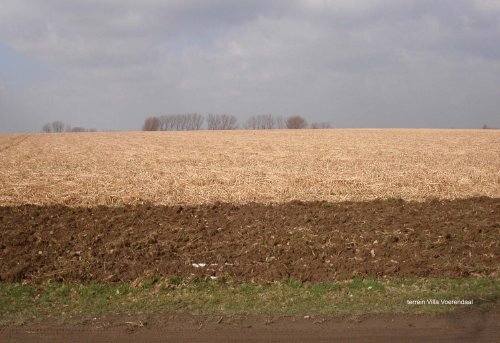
[1,197,499,284]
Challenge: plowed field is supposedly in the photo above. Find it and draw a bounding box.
[2,198,498,284]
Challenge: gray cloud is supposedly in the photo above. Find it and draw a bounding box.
[1,0,499,132]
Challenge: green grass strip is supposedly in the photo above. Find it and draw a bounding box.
[1,277,498,325]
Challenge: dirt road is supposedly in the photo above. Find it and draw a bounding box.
[1,306,499,342]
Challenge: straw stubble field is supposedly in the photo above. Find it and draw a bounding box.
[0,129,499,206]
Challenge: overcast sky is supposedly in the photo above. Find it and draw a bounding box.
[1,0,499,133]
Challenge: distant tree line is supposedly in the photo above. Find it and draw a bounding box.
[143,114,205,131]
[207,114,238,130]
[41,121,97,133]
[310,122,332,129]
[245,114,284,129]
[143,114,331,131]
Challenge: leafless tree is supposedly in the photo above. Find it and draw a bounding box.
[189,113,205,130]
[70,127,88,132]
[51,121,65,132]
[208,114,238,130]
[286,115,308,129]
[143,116,161,131]
[160,115,174,131]
[158,113,205,131]
[262,114,275,129]
[42,121,96,133]
[42,123,52,133]
[245,116,259,130]
[174,114,184,130]
[245,114,275,130]
[207,114,218,130]
[177,114,187,130]
[310,122,331,129]
[221,114,238,130]
[41,121,67,133]
[275,116,285,129]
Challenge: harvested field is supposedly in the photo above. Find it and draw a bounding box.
[0,129,499,206]
[1,198,498,284]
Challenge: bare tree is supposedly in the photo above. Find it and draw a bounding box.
[188,113,204,130]
[275,116,285,129]
[42,123,52,133]
[194,113,205,130]
[245,116,258,130]
[207,114,219,130]
[245,114,276,130]
[41,121,67,133]
[220,114,238,130]
[286,115,308,129]
[157,113,205,131]
[42,121,96,133]
[208,114,238,130]
[143,116,161,131]
[175,114,184,130]
[70,127,88,132]
[262,114,275,129]
[51,121,65,132]
[310,122,331,129]
[160,115,174,131]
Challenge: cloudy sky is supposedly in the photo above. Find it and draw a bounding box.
[1,0,499,133]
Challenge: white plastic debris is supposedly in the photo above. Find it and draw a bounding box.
[192,262,234,268]
[192,263,207,268]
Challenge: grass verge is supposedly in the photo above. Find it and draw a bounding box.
[1,277,498,325]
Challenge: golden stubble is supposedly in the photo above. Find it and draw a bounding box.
[0,129,499,206]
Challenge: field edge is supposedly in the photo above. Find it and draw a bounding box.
[1,277,499,325]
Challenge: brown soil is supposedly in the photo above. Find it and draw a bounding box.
[1,306,499,342]
[0,198,499,284]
